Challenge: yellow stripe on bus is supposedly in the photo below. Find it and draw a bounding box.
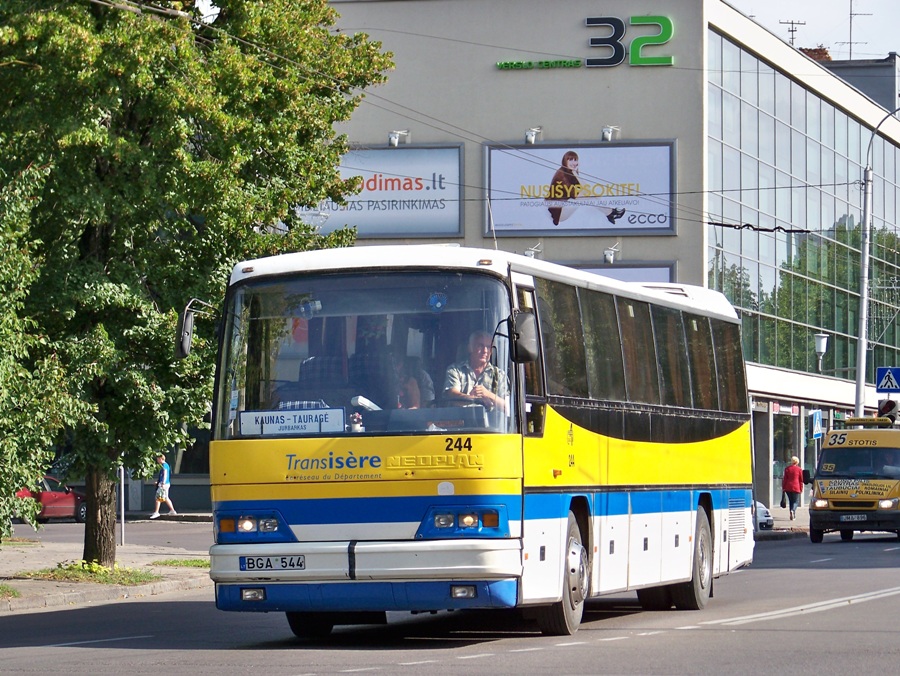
[210,434,523,485]
[524,406,752,488]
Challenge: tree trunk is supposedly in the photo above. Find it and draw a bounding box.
[82,467,118,567]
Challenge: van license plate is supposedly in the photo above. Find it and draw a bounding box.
[839,514,867,522]
[240,555,305,571]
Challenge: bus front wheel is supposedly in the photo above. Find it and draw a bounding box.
[810,527,824,543]
[536,510,588,636]
[286,612,334,639]
[671,508,712,610]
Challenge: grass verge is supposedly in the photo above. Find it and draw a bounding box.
[152,559,209,568]
[16,560,161,585]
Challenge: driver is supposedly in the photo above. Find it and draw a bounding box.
[443,330,508,413]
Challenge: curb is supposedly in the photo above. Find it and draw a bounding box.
[755,528,808,541]
[1,574,211,613]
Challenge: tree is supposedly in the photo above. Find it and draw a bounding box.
[0,1,391,564]
[0,163,89,539]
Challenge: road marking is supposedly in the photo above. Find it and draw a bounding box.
[457,654,494,660]
[597,636,629,642]
[809,558,833,563]
[510,647,544,652]
[398,661,437,665]
[555,641,588,646]
[700,586,900,626]
[637,631,665,636]
[884,547,900,552]
[45,635,152,647]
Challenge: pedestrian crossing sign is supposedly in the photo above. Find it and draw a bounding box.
[876,367,900,392]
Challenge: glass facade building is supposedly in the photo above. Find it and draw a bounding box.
[707,30,900,383]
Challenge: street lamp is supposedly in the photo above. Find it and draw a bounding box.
[815,333,828,373]
[855,105,900,417]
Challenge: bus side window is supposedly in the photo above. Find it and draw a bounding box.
[518,287,545,436]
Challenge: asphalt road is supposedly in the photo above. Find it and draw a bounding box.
[2,528,899,674]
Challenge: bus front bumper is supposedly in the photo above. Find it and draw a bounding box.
[209,538,522,612]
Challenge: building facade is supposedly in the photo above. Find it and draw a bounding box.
[320,0,900,509]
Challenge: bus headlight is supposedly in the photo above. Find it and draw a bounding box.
[215,510,294,544]
[812,498,829,509]
[418,506,508,538]
[877,498,899,510]
[434,513,455,528]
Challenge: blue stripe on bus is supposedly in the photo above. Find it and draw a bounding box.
[215,579,519,612]
[215,494,524,524]
[523,489,751,519]
[215,488,752,526]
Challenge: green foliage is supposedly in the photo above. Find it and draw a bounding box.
[0,164,89,539]
[0,584,21,600]
[18,559,160,585]
[0,1,391,561]
[151,558,210,568]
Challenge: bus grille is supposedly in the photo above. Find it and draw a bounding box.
[727,499,745,541]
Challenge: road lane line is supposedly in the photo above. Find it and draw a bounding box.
[45,635,152,647]
[700,586,900,626]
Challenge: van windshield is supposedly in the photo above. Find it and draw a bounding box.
[817,447,900,479]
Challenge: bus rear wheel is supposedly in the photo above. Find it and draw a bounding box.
[671,508,712,610]
[286,612,334,639]
[536,511,588,636]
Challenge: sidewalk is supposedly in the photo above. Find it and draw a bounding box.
[1,513,213,614]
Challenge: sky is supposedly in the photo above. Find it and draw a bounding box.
[728,0,899,60]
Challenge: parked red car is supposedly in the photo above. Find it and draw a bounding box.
[16,476,87,523]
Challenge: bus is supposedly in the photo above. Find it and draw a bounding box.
[193,244,754,637]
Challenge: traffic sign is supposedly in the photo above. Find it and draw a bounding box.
[876,367,900,392]
[809,410,823,439]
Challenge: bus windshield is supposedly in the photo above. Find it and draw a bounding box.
[214,270,515,439]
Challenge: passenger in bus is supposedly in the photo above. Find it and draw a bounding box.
[443,331,508,413]
[405,356,435,408]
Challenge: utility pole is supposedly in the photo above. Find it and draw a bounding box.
[778,19,806,47]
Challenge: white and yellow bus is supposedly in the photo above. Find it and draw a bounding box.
[198,245,754,637]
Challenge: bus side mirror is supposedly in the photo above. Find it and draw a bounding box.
[510,311,538,363]
[802,469,812,484]
[176,308,195,359]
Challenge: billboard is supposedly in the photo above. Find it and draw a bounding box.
[485,142,674,235]
[297,145,462,237]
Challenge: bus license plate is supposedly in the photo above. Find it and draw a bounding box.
[839,514,867,522]
[240,555,306,571]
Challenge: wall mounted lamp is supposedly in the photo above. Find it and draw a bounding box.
[388,130,409,147]
[525,126,543,144]
[603,242,620,264]
[601,125,620,142]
